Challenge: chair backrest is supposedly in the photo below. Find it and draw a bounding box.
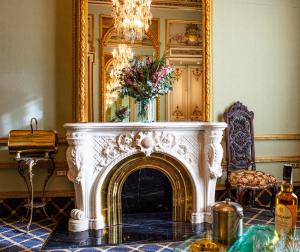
[223,101,256,172]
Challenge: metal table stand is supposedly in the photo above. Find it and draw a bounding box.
[15,153,55,231]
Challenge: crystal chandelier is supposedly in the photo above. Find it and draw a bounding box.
[106,44,134,107]
[112,0,152,43]
[111,44,134,74]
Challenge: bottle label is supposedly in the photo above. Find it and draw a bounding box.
[275,204,293,234]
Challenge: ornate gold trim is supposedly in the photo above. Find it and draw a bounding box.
[75,0,89,122]
[191,68,202,81]
[173,68,184,81]
[255,156,300,163]
[222,156,300,166]
[255,134,300,141]
[203,0,212,121]
[102,153,193,226]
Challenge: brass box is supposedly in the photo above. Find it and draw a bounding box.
[8,130,58,155]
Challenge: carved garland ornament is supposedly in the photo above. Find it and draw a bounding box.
[94,131,196,171]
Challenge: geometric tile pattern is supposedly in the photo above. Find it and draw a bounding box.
[0,188,280,220]
[0,197,74,220]
[0,188,299,251]
[0,218,55,251]
[1,208,299,252]
[215,188,281,208]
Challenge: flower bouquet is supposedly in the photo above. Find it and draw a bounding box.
[116,55,174,122]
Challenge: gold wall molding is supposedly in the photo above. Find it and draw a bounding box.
[0,190,74,199]
[222,156,300,166]
[255,134,300,141]
[255,156,300,163]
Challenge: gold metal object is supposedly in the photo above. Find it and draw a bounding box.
[8,118,58,155]
[102,153,193,227]
[189,238,226,252]
[74,0,212,122]
[212,198,243,246]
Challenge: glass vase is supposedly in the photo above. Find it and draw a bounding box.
[137,99,155,122]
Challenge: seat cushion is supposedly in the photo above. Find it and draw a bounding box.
[229,170,277,188]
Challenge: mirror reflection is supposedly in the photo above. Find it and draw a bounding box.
[87,1,203,122]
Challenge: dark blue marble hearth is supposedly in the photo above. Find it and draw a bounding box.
[42,212,209,250]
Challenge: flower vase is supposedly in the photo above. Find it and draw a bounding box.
[137,100,155,122]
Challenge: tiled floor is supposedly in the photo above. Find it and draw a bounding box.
[1,208,297,252]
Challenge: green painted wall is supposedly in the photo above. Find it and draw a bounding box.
[0,0,74,192]
[213,0,300,181]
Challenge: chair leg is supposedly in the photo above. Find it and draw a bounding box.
[251,189,256,208]
[225,179,232,200]
[236,186,246,206]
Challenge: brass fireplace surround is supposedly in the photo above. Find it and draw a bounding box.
[101,153,193,227]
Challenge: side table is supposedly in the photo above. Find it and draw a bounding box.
[15,156,55,231]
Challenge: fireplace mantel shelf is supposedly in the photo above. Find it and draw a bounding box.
[64,122,227,131]
[64,122,227,232]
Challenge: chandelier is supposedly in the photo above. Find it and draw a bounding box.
[112,0,152,43]
[111,44,134,73]
[106,44,134,107]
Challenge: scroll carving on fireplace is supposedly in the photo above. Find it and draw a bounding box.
[207,143,223,179]
[70,209,85,220]
[93,131,198,172]
[66,146,84,183]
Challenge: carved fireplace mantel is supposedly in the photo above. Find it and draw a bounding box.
[64,122,227,232]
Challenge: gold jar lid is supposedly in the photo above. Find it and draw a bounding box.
[212,198,243,217]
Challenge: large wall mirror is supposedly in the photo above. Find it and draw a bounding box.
[73,0,212,122]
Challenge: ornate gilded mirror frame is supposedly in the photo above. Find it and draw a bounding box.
[73,0,212,122]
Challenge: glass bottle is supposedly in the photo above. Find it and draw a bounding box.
[275,164,298,236]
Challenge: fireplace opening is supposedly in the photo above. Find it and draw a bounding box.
[121,168,172,223]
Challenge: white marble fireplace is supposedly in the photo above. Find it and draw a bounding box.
[64,122,226,232]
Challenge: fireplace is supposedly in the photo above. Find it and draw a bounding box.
[65,122,226,232]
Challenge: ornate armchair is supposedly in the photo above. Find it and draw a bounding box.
[223,101,277,210]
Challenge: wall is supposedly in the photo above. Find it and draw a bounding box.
[213,0,300,182]
[0,0,73,192]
